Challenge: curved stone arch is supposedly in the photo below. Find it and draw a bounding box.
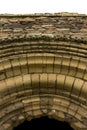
[0,13,87,130]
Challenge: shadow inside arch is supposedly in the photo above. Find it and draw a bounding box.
[13,116,74,130]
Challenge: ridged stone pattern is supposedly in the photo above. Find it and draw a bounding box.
[0,13,87,130]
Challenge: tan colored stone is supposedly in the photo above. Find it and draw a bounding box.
[0,13,87,130]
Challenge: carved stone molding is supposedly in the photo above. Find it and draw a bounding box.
[0,13,87,130]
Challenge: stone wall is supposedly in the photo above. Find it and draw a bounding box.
[0,13,87,130]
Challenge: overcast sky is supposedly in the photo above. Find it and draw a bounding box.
[0,0,87,14]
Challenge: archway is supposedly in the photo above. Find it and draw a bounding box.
[0,13,87,130]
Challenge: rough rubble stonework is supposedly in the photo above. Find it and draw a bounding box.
[0,13,87,130]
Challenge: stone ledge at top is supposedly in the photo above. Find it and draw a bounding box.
[0,12,87,43]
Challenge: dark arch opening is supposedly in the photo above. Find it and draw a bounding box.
[13,116,74,130]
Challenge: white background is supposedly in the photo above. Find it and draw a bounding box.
[0,0,87,14]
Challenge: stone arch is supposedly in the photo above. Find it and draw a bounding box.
[0,13,87,130]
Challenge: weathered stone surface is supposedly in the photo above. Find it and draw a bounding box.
[0,13,87,130]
